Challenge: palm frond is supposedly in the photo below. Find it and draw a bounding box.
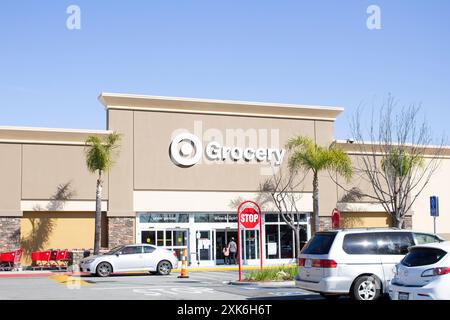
[85,132,121,173]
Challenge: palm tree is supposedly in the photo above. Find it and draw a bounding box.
[287,136,352,234]
[85,133,121,254]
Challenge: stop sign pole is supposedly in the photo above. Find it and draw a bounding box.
[237,200,263,281]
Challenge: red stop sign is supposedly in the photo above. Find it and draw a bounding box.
[239,207,260,229]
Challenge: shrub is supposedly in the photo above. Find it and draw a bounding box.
[244,264,297,282]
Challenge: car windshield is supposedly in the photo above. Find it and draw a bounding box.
[104,246,124,255]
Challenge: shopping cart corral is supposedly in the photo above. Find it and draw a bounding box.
[0,249,23,271]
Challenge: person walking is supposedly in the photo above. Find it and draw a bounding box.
[222,245,230,265]
[228,237,237,264]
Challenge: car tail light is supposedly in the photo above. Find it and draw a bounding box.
[312,259,337,268]
[298,258,305,266]
[173,251,178,258]
[421,267,450,277]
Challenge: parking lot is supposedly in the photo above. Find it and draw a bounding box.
[0,271,322,300]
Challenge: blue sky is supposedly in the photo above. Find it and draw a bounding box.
[0,0,449,140]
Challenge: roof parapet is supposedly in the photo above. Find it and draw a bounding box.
[99,92,344,121]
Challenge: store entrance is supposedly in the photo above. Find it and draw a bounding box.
[141,229,189,261]
[215,229,238,265]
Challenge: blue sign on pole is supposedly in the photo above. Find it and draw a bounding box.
[430,196,439,217]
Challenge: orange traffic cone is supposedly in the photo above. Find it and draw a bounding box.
[178,248,189,278]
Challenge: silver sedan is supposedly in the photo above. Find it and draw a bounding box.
[79,244,179,277]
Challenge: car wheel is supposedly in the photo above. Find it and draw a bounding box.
[351,275,381,301]
[96,262,113,277]
[157,260,172,275]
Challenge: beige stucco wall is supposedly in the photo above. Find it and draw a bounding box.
[106,110,134,216]
[411,157,450,238]
[105,108,339,217]
[133,110,319,191]
[0,128,111,216]
[0,144,22,216]
[22,144,108,201]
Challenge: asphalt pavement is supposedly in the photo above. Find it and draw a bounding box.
[0,270,323,300]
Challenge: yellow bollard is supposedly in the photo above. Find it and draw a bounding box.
[177,248,189,279]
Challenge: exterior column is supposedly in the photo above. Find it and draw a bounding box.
[107,216,135,248]
[0,216,21,252]
[317,216,333,232]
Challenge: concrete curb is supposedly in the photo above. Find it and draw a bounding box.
[0,271,53,278]
[228,280,295,287]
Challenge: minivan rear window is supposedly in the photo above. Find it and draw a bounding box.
[301,232,337,255]
[401,247,447,267]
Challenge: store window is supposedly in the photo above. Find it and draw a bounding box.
[194,214,228,223]
[265,214,279,223]
[142,230,156,245]
[165,230,172,246]
[265,225,279,259]
[280,225,294,258]
[264,212,310,260]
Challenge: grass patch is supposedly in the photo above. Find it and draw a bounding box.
[243,264,297,282]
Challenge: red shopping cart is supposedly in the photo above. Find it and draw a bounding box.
[31,250,52,270]
[0,249,23,271]
[49,249,70,270]
[55,249,70,270]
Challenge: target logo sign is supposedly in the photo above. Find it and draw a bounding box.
[239,207,260,229]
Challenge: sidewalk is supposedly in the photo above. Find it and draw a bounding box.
[172,264,292,273]
[0,264,294,278]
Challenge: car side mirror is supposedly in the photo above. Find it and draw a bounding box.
[115,252,120,257]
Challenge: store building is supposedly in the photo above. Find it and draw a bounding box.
[1,93,449,266]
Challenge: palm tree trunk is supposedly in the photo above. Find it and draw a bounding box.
[313,172,319,234]
[93,171,103,255]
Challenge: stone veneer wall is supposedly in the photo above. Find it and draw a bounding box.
[318,216,332,232]
[0,217,20,252]
[403,216,412,229]
[108,217,135,249]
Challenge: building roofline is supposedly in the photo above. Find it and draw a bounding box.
[0,126,112,145]
[335,139,450,157]
[99,92,344,121]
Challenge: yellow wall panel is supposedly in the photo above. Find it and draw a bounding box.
[341,212,392,229]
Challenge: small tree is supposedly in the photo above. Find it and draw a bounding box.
[260,168,308,259]
[347,95,445,228]
[85,133,121,254]
[287,136,353,233]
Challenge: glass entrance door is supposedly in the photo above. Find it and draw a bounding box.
[196,230,213,262]
[240,229,260,264]
[215,229,238,265]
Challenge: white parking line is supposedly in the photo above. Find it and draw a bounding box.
[132,287,216,297]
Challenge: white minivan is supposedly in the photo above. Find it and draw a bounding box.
[295,228,442,300]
